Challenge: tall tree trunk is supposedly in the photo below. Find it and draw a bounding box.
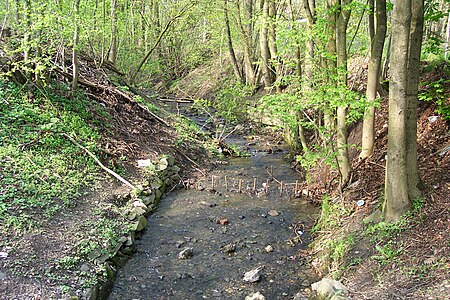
[268,0,279,91]
[72,0,81,91]
[384,0,424,221]
[360,0,387,158]
[224,0,243,82]
[334,0,352,182]
[109,0,117,64]
[260,0,273,87]
[23,0,31,65]
[302,0,316,87]
[406,0,424,200]
[236,0,256,85]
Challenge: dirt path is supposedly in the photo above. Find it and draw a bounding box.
[109,137,319,300]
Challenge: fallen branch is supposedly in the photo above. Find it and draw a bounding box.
[62,133,137,190]
[159,98,194,104]
[55,68,171,127]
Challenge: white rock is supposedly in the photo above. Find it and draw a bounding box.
[243,266,263,283]
[137,159,153,167]
[178,247,194,260]
[311,278,348,299]
[245,292,266,300]
[265,245,274,253]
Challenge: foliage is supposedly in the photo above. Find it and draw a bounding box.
[0,81,105,231]
[373,241,404,265]
[419,78,450,121]
[312,196,350,234]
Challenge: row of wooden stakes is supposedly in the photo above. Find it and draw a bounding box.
[208,175,309,198]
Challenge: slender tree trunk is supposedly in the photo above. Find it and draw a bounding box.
[384,0,414,221]
[406,0,424,200]
[360,0,387,158]
[72,0,81,91]
[445,11,450,58]
[23,0,31,64]
[302,0,316,87]
[268,0,279,91]
[109,0,117,64]
[236,0,256,85]
[260,0,273,87]
[224,0,243,82]
[335,0,352,182]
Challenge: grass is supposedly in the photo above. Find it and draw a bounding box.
[0,81,107,232]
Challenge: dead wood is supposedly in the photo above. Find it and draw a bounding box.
[55,68,171,127]
[62,133,136,190]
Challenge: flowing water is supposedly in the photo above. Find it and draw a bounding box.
[109,135,319,300]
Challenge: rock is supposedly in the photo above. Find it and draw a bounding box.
[216,219,229,225]
[134,216,148,232]
[245,292,266,300]
[178,247,194,260]
[80,264,90,273]
[176,240,185,248]
[200,201,216,207]
[243,266,263,283]
[268,210,279,216]
[293,291,308,300]
[311,278,348,300]
[130,206,146,218]
[141,194,156,205]
[221,243,236,253]
[265,245,274,253]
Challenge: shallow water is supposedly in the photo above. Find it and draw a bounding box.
[109,137,319,300]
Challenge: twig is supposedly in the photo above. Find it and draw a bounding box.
[62,133,136,190]
[173,147,206,176]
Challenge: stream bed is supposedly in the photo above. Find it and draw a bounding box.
[109,136,319,300]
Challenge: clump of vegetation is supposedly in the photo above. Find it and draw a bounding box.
[419,78,450,121]
[0,81,106,231]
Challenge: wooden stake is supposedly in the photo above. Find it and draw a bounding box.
[225,175,228,191]
[280,181,284,196]
[266,179,269,194]
[238,179,242,193]
[295,181,299,196]
[253,178,257,193]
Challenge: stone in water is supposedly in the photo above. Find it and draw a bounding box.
[243,266,263,283]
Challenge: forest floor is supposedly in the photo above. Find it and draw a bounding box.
[0,56,449,300]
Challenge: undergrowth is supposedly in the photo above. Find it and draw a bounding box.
[0,81,106,232]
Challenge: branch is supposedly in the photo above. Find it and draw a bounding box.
[131,2,196,83]
[55,68,171,127]
[62,133,137,190]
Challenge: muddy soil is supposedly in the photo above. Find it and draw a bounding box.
[109,137,319,300]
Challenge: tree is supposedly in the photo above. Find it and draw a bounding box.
[224,0,243,82]
[360,0,387,159]
[384,0,424,221]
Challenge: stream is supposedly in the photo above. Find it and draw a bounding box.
[109,124,319,299]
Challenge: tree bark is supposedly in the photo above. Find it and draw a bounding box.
[335,0,352,182]
[72,0,81,91]
[236,0,256,85]
[360,0,387,158]
[224,0,243,82]
[109,0,117,64]
[260,0,273,87]
[405,0,424,200]
[384,0,413,221]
